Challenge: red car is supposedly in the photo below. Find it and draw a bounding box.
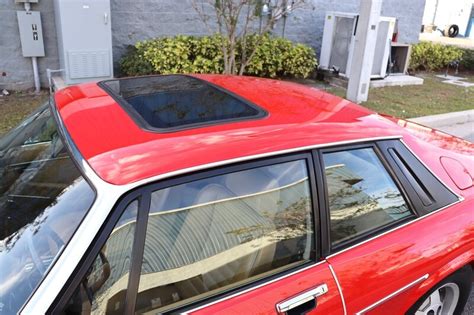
[0,75,472,315]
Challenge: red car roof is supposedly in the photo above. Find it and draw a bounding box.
[54,74,404,185]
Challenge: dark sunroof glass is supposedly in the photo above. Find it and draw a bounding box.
[99,75,266,131]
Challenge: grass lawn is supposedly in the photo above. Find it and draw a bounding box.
[0,91,49,135]
[325,72,474,119]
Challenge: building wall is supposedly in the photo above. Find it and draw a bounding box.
[422,0,474,36]
[0,1,59,90]
[0,0,426,90]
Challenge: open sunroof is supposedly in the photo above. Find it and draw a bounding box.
[98,75,267,132]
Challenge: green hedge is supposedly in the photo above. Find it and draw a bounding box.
[120,34,317,78]
[460,48,474,71]
[410,42,464,71]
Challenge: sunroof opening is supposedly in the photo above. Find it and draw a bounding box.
[98,75,267,132]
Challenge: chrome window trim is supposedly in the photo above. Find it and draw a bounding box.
[325,199,463,260]
[123,135,405,189]
[324,139,463,260]
[22,131,465,314]
[181,262,325,314]
[22,133,404,314]
[355,274,429,314]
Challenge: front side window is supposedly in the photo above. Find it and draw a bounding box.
[322,147,412,246]
[63,200,138,314]
[0,105,95,314]
[136,159,314,313]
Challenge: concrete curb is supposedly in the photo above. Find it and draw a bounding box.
[410,109,474,128]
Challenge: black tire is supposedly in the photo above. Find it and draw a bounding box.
[406,265,472,315]
[447,24,460,38]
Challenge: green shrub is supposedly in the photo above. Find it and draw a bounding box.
[410,42,464,71]
[243,34,287,78]
[141,35,195,74]
[460,48,474,71]
[119,44,154,76]
[119,34,317,79]
[282,43,318,78]
[243,35,317,78]
[190,35,226,74]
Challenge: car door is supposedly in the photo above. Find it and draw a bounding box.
[53,153,345,314]
[314,141,462,314]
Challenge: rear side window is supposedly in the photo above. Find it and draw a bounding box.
[322,147,412,246]
[135,159,314,313]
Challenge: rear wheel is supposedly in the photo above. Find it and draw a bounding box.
[407,266,472,315]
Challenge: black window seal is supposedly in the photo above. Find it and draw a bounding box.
[316,142,418,254]
[97,74,269,134]
[124,192,151,313]
[387,148,434,207]
[20,99,100,314]
[376,139,460,215]
[50,151,321,314]
[311,149,331,258]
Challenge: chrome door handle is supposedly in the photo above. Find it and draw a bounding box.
[276,283,328,313]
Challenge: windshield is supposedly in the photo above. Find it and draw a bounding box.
[0,104,95,314]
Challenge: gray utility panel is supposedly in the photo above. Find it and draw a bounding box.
[54,0,113,84]
[17,11,45,57]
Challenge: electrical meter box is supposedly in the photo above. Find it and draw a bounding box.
[54,0,113,84]
[17,11,45,57]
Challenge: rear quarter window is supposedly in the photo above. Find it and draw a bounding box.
[376,140,459,214]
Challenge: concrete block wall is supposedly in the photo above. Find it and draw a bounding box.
[0,1,59,90]
[0,0,426,90]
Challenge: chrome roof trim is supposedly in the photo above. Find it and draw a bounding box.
[355,274,429,314]
[328,263,348,315]
[22,132,403,314]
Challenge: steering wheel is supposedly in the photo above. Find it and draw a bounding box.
[26,224,65,275]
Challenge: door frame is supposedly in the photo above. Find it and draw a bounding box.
[50,152,325,313]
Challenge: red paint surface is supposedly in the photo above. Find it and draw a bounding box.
[327,199,474,314]
[55,75,403,185]
[440,156,473,190]
[191,262,345,315]
[54,75,474,314]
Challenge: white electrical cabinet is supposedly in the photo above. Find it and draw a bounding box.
[54,0,113,85]
[320,12,396,79]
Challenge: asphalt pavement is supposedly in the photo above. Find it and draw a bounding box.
[411,110,473,315]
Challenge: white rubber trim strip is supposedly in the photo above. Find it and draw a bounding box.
[328,263,348,315]
[23,135,403,314]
